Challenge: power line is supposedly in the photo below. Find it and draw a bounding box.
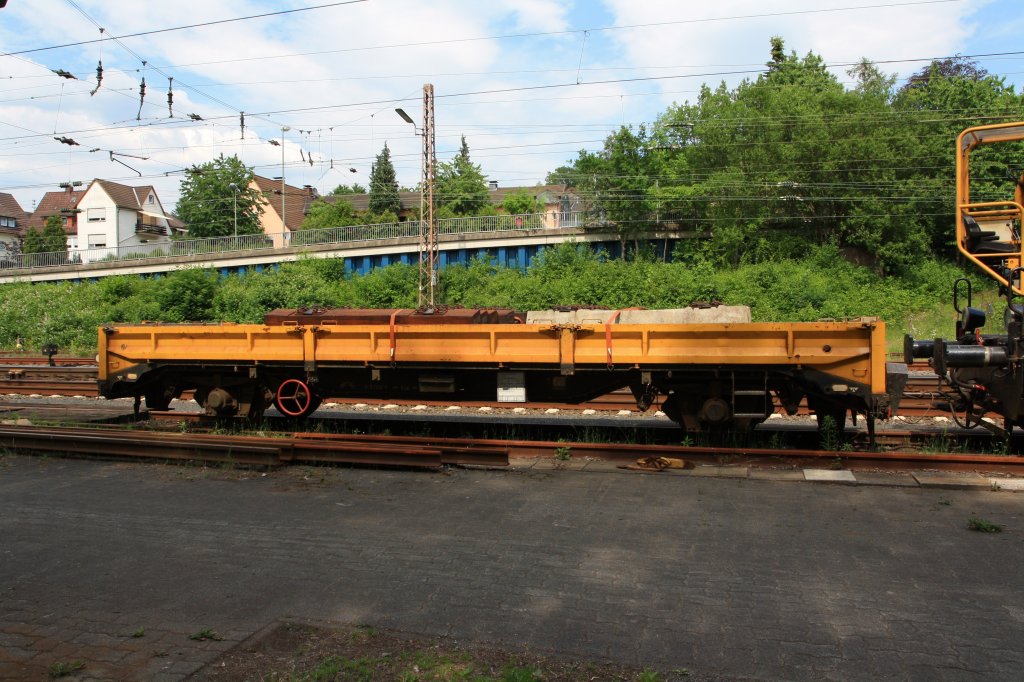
[0,1,369,58]
[1,50,1020,146]
[62,0,246,122]
[156,51,1024,121]
[66,0,966,72]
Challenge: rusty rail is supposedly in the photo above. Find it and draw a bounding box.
[0,426,281,466]
[2,422,1023,474]
[0,425,507,469]
[0,355,94,366]
[294,432,1024,474]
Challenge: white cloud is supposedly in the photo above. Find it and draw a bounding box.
[598,0,979,97]
[490,0,572,32]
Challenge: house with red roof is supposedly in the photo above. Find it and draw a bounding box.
[250,175,314,247]
[73,179,176,261]
[22,184,84,247]
[0,192,28,251]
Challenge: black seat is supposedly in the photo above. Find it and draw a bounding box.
[964,214,1018,254]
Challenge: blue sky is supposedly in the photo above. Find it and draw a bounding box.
[1,0,1021,212]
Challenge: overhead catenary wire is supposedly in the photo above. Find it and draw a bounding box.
[0,136,1004,197]
[4,1,1010,141]
[0,0,370,58]
[57,0,303,138]
[0,1,1015,202]
[3,61,1022,148]
[0,110,1011,161]
[9,0,963,70]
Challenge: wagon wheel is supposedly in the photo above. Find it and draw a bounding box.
[275,378,319,418]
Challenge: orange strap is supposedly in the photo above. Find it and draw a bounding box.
[604,308,643,368]
[389,309,408,361]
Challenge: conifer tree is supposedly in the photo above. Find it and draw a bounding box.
[368,143,401,216]
[436,135,491,217]
[23,215,69,254]
[41,215,69,253]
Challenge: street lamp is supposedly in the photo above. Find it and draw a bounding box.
[395,108,416,129]
[228,182,239,242]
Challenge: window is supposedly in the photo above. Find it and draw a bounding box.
[87,234,106,249]
[87,207,106,222]
[0,217,14,228]
[148,194,155,204]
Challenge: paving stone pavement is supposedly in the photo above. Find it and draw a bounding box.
[1,454,1022,681]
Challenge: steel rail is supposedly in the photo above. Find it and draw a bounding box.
[0,424,510,469]
[1,423,1021,474]
[498,439,1024,475]
[0,426,282,466]
[0,379,100,396]
[0,355,95,366]
[284,431,1024,475]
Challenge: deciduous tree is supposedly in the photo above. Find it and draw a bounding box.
[501,188,542,215]
[548,125,662,255]
[331,183,367,195]
[299,198,362,231]
[436,136,492,217]
[176,155,264,239]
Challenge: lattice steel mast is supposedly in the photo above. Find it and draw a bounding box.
[418,84,437,310]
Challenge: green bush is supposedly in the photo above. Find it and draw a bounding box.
[156,268,217,322]
[0,242,995,354]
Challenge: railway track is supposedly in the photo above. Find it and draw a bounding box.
[0,424,507,469]
[0,362,950,417]
[0,365,102,397]
[0,355,95,366]
[1,422,1022,475]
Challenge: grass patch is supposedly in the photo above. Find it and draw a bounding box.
[305,654,376,681]
[920,433,965,455]
[48,661,85,678]
[967,517,1004,533]
[190,628,225,641]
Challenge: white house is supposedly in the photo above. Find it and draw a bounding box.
[74,180,174,262]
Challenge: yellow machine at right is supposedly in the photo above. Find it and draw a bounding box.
[906,121,1024,434]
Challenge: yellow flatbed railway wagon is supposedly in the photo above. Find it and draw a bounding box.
[99,306,903,434]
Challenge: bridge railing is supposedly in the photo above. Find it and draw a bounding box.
[2,212,583,272]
